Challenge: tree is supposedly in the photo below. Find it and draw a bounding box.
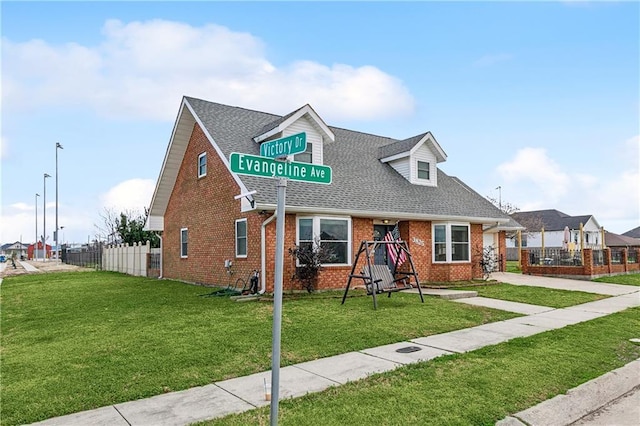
[486,195,544,244]
[96,207,160,248]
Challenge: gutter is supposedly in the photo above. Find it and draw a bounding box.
[254,203,510,225]
[260,212,277,294]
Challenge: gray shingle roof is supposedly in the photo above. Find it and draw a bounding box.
[605,231,640,247]
[623,226,640,238]
[377,133,426,159]
[186,97,510,222]
[511,209,595,231]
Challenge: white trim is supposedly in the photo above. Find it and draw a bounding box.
[256,204,509,226]
[197,152,207,178]
[410,132,447,163]
[145,98,256,232]
[235,218,248,258]
[379,152,410,163]
[180,227,188,258]
[296,215,352,266]
[432,222,471,263]
[253,104,335,143]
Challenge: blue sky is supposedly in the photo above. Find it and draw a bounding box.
[1,1,638,245]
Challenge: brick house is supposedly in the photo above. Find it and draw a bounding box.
[145,96,517,292]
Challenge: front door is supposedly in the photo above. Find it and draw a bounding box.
[373,225,395,267]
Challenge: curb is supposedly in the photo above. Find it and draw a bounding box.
[496,358,640,426]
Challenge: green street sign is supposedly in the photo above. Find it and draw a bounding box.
[260,132,307,158]
[230,152,332,184]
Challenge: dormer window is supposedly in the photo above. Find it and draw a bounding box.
[295,142,313,164]
[417,161,430,180]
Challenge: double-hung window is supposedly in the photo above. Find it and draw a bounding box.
[235,219,247,257]
[295,142,313,164]
[180,228,188,258]
[297,216,351,265]
[433,223,470,262]
[417,160,430,180]
[198,152,207,178]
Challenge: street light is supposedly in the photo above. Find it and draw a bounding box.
[495,186,502,212]
[35,193,40,261]
[55,142,63,262]
[44,173,51,261]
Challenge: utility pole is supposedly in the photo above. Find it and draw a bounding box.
[55,142,64,262]
[35,193,40,260]
[44,173,51,260]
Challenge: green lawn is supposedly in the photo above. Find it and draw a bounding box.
[1,271,519,425]
[593,273,640,286]
[506,260,522,273]
[205,307,640,426]
[452,283,608,308]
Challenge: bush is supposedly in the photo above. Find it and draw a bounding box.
[288,240,335,292]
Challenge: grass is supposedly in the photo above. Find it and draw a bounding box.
[593,273,640,286]
[452,283,608,308]
[506,260,522,273]
[0,271,519,425]
[204,307,640,425]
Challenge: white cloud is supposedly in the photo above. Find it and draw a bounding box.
[99,178,156,214]
[473,53,513,68]
[496,147,571,201]
[496,141,640,233]
[0,202,94,245]
[2,19,415,122]
[0,136,7,160]
[9,202,32,211]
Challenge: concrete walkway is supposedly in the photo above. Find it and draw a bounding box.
[492,272,638,296]
[18,260,41,272]
[28,275,640,426]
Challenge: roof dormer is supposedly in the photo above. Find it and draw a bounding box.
[253,104,334,166]
[378,132,447,187]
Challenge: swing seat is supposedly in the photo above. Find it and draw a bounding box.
[364,265,413,295]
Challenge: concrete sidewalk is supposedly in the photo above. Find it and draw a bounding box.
[18,260,41,272]
[28,276,640,426]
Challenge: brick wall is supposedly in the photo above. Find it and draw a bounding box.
[163,123,261,286]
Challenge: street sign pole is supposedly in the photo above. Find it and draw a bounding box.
[270,177,287,426]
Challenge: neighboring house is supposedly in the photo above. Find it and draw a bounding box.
[145,96,516,292]
[509,209,603,250]
[623,226,640,239]
[27,242,52,260]
[604,231,640,248]
[1,242,29,259]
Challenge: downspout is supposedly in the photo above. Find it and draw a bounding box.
[158,235,163,279]
[260,212,277,294]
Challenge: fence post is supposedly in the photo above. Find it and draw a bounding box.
[583,248,593,277]
[144,240,150,277]
[521,249,529,274]
[604,248,612,274]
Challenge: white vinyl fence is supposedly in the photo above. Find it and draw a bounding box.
[102,241,151,276]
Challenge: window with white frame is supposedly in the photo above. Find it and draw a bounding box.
[180,228,188,258]
[417,160,430,180]
[198,152,207,178]
[433,223,470,262]
[295,142,313,164]
[235,219,247,257]
[297,216,350,265]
